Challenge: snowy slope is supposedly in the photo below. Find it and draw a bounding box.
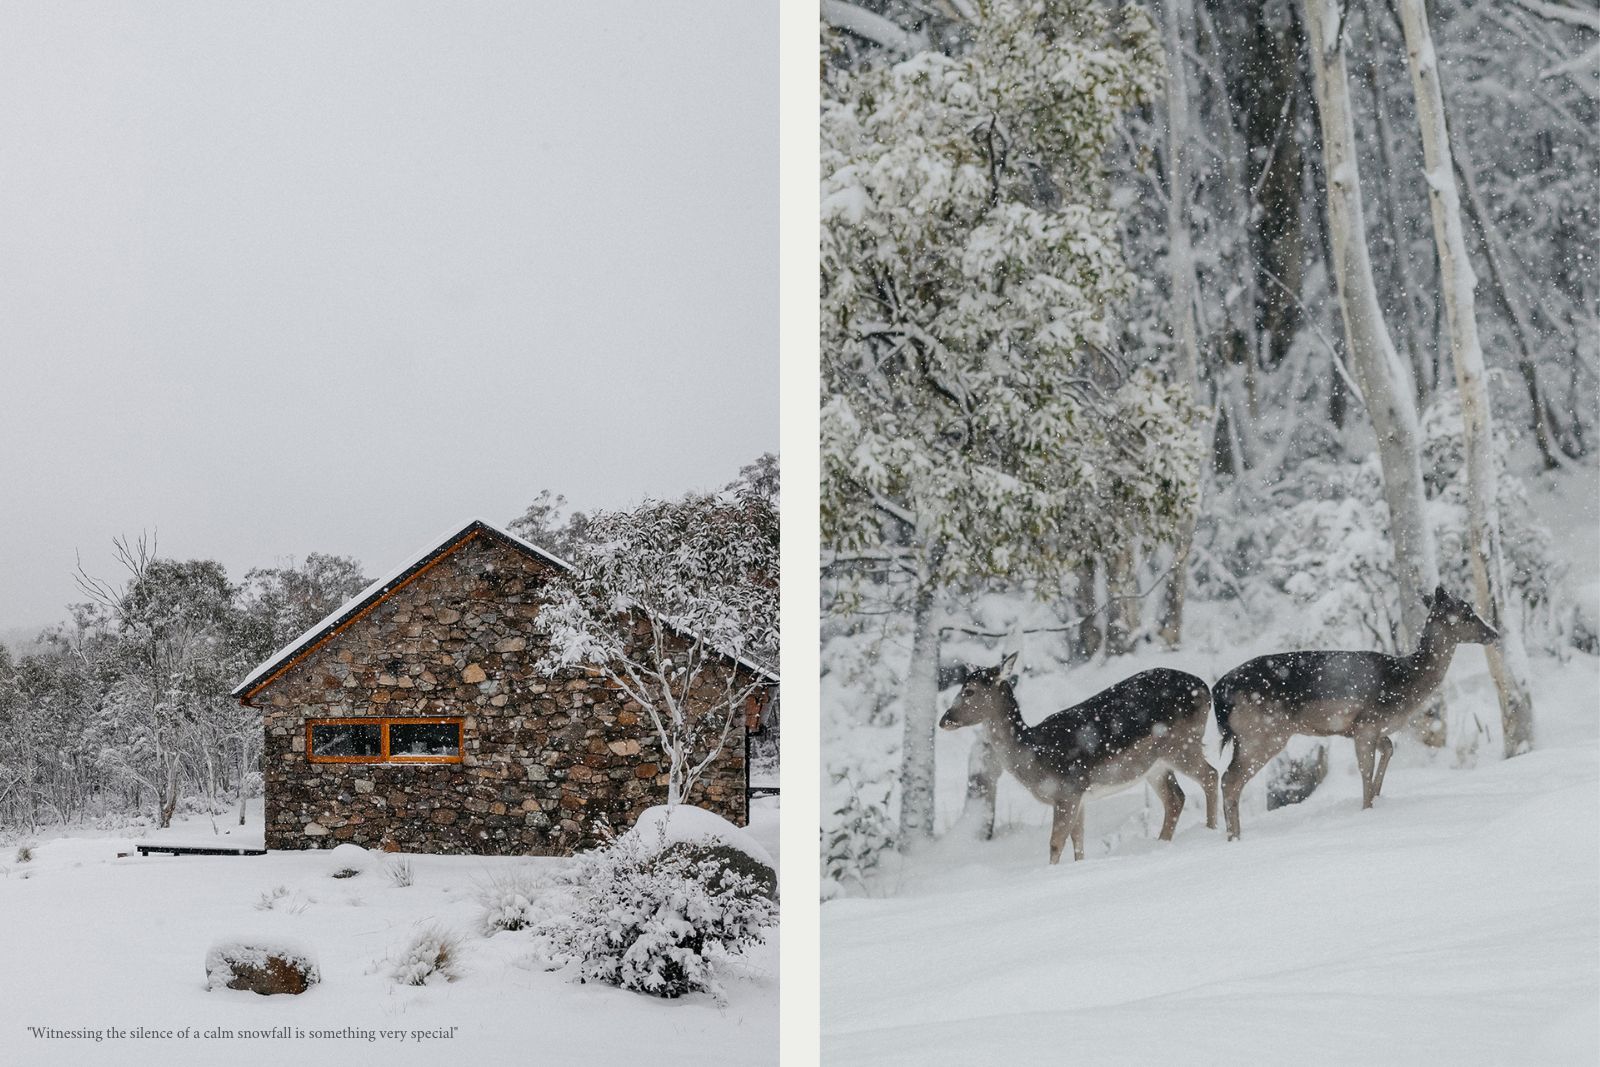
[0,796,778,1066]
[822,655,1597,1064]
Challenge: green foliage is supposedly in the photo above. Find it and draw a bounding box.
[821,0,1200,595]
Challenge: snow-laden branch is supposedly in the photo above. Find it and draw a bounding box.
[821,1,930,56]
[1511,0,1600,32]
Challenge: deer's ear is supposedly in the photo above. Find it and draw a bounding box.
[1435,584,1450,604]
[998,650,1019,678]
[1422,590,1435,609]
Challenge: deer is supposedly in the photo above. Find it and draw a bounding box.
[938,653,1218,864]
[1214,585,1499,841]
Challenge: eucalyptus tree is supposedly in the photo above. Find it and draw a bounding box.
[821,0,1201,840]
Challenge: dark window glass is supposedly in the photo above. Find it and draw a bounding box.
[389,721,459,757]
[311,722,381,758]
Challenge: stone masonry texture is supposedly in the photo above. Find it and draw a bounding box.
[249,532,750,854]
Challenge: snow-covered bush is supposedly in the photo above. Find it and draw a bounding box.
[532,815,775,1000]
[822,773,896,900]
[324,842,369,879]
[1420,390,1562,649]
[476,868,540,934]
[1255,456,1401,649]
[391,924,462,986]
[254,885,310,914]
[626,805,778,902]
[1199,388,1563,654]
[385,858,414,888]
[820,624,904,898]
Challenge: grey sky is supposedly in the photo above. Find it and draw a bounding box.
[0,2,776,632]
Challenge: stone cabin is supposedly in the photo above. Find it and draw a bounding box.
[230,519,777,855]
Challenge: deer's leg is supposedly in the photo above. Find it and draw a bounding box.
[1353,732,1379,809]
[1222,734,1278,841]
[1154,770,1185,841]
[1069,798,1086,861]
[1048,800,1072,865]
[1372,735,1395,799]
[1174,745,1219,830]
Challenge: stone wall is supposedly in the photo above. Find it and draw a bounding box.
[250,531,750,855]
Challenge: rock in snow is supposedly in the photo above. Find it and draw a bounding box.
[205,938,320,995]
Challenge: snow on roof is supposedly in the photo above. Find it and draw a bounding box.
[230,517,571,699]
[231,515,777,699]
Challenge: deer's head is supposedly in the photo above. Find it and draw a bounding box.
[939,651,1019,731]
[1422,586,1499,645]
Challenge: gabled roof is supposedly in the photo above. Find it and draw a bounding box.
[232,516,777,703]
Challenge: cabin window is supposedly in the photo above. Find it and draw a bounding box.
[388,720,460,759]
[309,721,382,759]
[306,718,463,764]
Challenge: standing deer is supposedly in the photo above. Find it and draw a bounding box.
[1215,585,1499,840]
[938,653,1217,864]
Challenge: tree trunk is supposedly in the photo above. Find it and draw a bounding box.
[1070,561,1102,661]
[237,738,249,826]
[1105,544,1141,656]
[1303,0,1440,649]
[1158,0,1202,649]
[959,730,1002,840]
[899,580,941,841]
[1397,0,1536,756]
[1361,21,1431,404]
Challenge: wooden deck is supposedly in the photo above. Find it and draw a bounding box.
[134,843,267,857]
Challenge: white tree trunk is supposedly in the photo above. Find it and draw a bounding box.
[1397,0,1536,755]
[1105,543,1140,655]
[958,728,1002,839]
[899,581,941,841]
[1158,0,1202,648]
[237,738,248,827]
[1303,0,1440,646]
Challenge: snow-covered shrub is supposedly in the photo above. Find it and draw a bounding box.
[822,773,896,900]
[624,805,778,903]
[821,624,904,899]
[15,845,32,863]
[324,842,369,880]
[385,858,414,888]
[390,924,462,986]
[1255,456,1400,649]
[1420,390,1562,650]
[531,818,775,1000]
[1198,388,1564,654]
[254,885,310,914]
[476,869,539,934]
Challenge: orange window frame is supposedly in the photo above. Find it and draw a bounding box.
[306,717,464,765]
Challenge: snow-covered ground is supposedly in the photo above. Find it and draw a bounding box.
[823,652,1597,1064]
[822,464,1600,1064]
[0,796,778,1066]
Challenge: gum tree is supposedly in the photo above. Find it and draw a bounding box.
[821,0,1201,841]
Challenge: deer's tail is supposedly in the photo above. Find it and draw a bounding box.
[1213,682,1236,759]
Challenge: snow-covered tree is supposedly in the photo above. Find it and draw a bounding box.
[1396,0,1537,754]
[74,539,239,828]
[1302,0,1441,651]
[534,465,778,807]
[235,554,370,659]
[821,0,1201,840]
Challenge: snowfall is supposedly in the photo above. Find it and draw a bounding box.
[823,467,1600,1065]
[0,796,778,1066]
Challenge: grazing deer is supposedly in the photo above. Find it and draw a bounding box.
[1215,586,1499,840]
[938,654,1217,864]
